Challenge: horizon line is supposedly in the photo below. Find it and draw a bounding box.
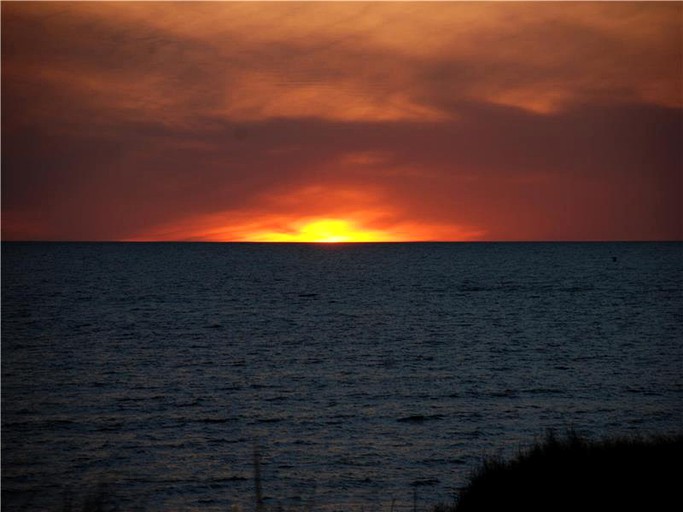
[3,239,682,244]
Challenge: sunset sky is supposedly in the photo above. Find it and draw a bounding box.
[2,1,681,242]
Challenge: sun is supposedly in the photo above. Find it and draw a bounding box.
[247,218,397,243]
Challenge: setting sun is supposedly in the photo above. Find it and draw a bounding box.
[246,218,398,243]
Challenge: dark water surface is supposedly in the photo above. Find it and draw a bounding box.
[2,242,681,510]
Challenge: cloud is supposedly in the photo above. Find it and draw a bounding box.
[4,2,679,128]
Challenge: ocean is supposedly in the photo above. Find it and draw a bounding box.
[2,242,681,511]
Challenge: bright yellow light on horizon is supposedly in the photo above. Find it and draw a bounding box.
[247,218,398,243]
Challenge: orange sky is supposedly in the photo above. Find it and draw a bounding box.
[2,1,682,241]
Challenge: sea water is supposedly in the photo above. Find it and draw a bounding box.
[2,242,681,511]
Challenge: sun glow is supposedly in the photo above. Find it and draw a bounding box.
[247,218,398,243]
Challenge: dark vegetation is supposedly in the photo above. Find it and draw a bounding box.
[448,432,683,512]
[39,432,683,511]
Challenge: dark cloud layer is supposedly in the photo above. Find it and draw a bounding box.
[2,2,681,241]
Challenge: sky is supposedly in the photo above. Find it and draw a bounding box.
[2,1,682,242]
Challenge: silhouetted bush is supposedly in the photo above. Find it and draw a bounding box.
[452,432,683,512]
[48,433,682,511]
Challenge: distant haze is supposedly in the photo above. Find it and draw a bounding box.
[2,1,681,241]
